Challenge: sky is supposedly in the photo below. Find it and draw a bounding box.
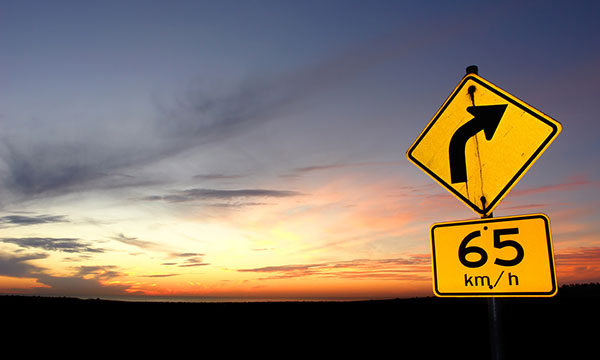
[0,0,599,301]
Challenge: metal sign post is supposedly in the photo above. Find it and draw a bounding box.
[488,295,504,360]
[483,210,503,360]
[407,65,562,360]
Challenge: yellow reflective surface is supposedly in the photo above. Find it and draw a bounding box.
[431,214,557,297]
[407,74,562,215]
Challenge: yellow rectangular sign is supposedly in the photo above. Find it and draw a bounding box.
[431,214,557,297]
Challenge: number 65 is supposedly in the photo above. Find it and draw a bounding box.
[458,228,524,268]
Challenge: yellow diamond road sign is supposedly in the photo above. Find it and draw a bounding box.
[431,213,557,297]
[407,73,562,215]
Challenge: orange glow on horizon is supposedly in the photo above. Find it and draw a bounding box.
[1,171,598,301]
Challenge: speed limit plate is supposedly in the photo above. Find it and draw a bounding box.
[430,214,557,297]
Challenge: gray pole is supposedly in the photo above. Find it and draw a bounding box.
[488,295,504,360]
[467,64,504,360]
[483,208,503,360]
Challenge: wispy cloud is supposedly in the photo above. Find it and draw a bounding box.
[511,175,600,197]
[0,12,467,205]
[193,173,244,181]
[290,163,351,175]
[144,188,302,203]
[112,233,164,252]
[0,237,103,254]
[238,255,430,281]
[171,252,205,258]
[179,256,210,267]
[555,246,600,283]
[501,203,551,211]
[0,76,284,200]
[281,161,401,179]
[162,253,209,268]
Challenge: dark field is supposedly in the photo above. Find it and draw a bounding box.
[3,283,598,358]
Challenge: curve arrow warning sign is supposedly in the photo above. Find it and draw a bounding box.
[407,73,562,216]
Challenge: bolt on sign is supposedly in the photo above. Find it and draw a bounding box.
[430,214,557,297]
[406,73,562,216]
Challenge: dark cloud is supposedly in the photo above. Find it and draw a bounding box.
[0,252,46,278]
[75,265,124,280]
[144,188,302,203]
[0,250,133,297]
[35,273,131,297]
[0,237,104,254]
[0,72,299,200]
[193,173,244,181]
[171,252,205,258]
[0,214,67,226]
[0,142,96,196]
[178,262,210,268]
[142,273,179,278]
[205,202,269,208]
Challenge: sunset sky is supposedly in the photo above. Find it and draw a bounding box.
[1,0,599,300]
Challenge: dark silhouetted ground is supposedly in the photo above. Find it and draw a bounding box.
[2,283,598,358]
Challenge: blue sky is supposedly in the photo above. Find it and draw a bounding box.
[0,0,598,299]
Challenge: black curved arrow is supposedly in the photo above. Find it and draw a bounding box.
[449,104,507,184]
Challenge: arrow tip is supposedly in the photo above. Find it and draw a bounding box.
[466,104,507,140]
